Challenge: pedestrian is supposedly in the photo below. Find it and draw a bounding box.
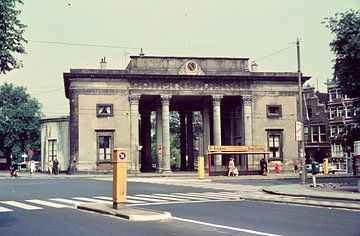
[293,161,299,173]
[228,158,235,177]
[53,159,59,175]
[29,160,35,176]
[48,159,53,175]
[10,162,19,178]
[260,157,268,176]
[275,163,280,174]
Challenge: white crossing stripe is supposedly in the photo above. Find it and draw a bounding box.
[50,198,86,206]
[72,197,112,204]
[153,193,201,201]
[25,199,70,208]
[0,205,13,212]
[1,201,43,210]
[128,195,167,202]
[94,196,145,204]
[136,194,188,202]
[172,192,232,200]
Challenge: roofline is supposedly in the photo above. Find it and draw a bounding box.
[130,55,250,60]
[63,72,310,98]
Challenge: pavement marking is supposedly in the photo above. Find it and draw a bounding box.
[0,205,13,212]
[94,196,144,204]
[50,198,86,206]
[172,192,233,200]
[173,217,283,236]
[1,201,43,210]
[25,199,71,208]
[135,194,188,202]
[72,197,112,204]
[130,195,167,202]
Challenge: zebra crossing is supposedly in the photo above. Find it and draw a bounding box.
[0,191,243,213]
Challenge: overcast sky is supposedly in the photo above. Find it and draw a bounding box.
[1,0,359,117]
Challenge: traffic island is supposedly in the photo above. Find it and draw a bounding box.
[77,203,172,221]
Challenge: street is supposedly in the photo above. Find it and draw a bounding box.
[0,176,359,236]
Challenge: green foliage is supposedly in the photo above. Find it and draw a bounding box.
[0,0,27,74]
[0,83,42,162]
[324,9,360,99]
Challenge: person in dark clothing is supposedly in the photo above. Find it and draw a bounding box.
[260,158,268,176]
[10,162,19,178]
[53,159,59,175]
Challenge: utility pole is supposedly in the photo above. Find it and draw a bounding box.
[297,38,307,185]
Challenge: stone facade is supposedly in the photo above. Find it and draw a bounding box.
[63,56,309,173]
[40,116,70,172]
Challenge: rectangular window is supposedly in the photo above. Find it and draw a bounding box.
[345,106,353,118]
[331,143,343,157]
[329,89,337,101]
[96,104,114,117]
[303,126,309,143]
[267,129,283,161]
[330,125,337,137]
[338,125,344,134]
[330,107,336,119]
[96,131,114,162]
[319,125,326,142]
[337,106,344,117]
[266,105,282,118]
[48,139,57,161]
[311,126,319,143]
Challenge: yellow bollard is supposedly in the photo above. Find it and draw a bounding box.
[113,148,128,209]
[323,158,328,175]
[198,156,205,180]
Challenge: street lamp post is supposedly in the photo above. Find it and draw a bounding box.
[297,38,307,185]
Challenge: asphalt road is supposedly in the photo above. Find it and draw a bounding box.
[1,177,359,236]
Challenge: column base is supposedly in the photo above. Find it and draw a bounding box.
[161,169,172,174]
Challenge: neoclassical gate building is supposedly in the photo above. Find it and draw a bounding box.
[63,55,309,173]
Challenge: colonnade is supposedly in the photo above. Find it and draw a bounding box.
[128,94,253,173]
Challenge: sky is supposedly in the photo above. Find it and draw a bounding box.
[1,0,359,117]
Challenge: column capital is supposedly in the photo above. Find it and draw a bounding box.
[160,95,172,105]
[129,94,141,105]
[212,95,223,106]
[242,95,253,105]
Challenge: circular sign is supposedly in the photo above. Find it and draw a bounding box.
[27,150,34,157]
[119,152,126,160]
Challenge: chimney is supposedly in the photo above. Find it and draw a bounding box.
[100,57,107,69]
[251,61,258,72]
[139,48,145,57]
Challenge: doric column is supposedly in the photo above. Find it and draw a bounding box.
[161,95,172,173]
[179,112,187,170]
[186,112,194,170]
[140,111,152,172]
[129,94,141,173]
[202,105,210,167]
[212,95,223,166]
[242,95,253,145]
[156,106,162,173]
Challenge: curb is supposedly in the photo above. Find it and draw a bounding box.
[77,203,172,221]
[262,186,360,202]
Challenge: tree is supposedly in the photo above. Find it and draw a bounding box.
[0,83,42,166]
[324,10,360,150]
[324,9,360,99]
[0,0,27,74]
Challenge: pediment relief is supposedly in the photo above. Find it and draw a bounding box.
[179,60,204,75]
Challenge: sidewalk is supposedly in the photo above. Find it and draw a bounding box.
[263,183,360,202]
[1,170,359,202]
